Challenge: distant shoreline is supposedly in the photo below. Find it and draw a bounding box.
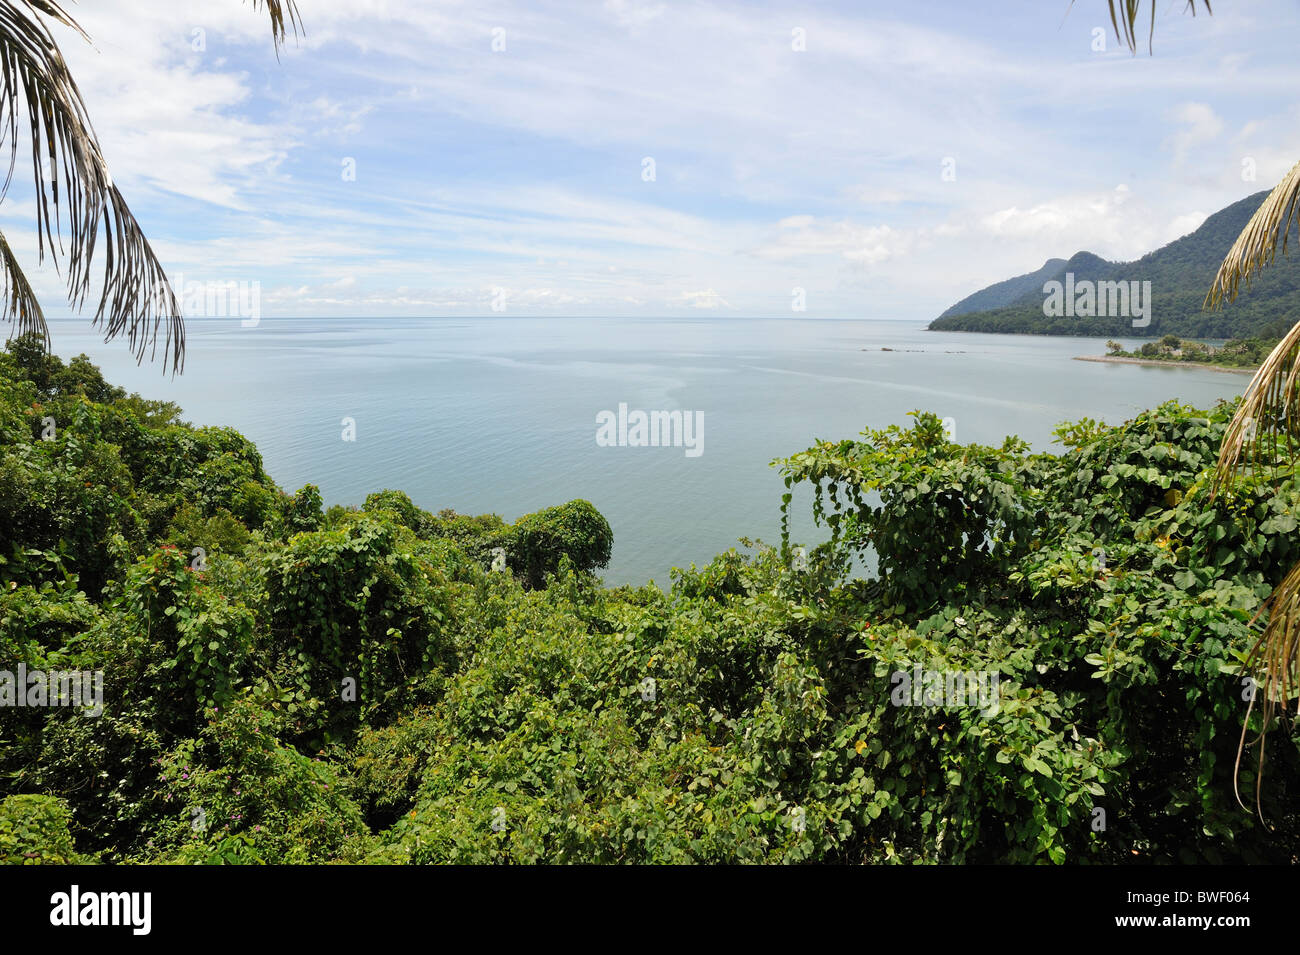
[1073,355,1257,375]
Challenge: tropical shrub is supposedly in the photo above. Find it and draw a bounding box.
[0,795,90,864]
[509,499,614,588]
[150,698,372,864]
[261,516,456,737]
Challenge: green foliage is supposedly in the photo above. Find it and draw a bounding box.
[150,699,371,864]
[509,499,614,588]
[772,399,1300,862]
[2,342,1297,865]
[165,504,252,557]
[120,545,255,720]
[777,412,1041,606]
[362,489,435,537]
[1108,334,1275,368]
[1,335,125,404]
[283,483,324,535]
[262,516,456,736]
[361,491,514,568]
[0,795,90,864]
[431,510,511,565]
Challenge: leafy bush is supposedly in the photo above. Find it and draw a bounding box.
[362,489,436,537]
[150,699,372,864]
[165,504,252,558]
[283,483,324,535]
[262,516,456,736]
[0,795,90,864]
[117,545,256,725]
[509,499,613,588]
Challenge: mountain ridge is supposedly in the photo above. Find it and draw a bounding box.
[929,191,1298,338]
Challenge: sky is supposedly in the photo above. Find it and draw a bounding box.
[5,0,1300,326]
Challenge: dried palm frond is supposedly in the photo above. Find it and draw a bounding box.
[1090,0,1211,55]
[1235,560,1300,821]
[1207,159,1300,311]
[1199,157,1300,814]
[250,0,303,54]
[1208,324,1300,498]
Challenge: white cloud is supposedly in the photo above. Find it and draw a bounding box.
[672,289,734,310]
[752,218,906,265]
[1165,211,1209,239]
[1166,102,1226,162]
[603,0,666,30]
[2,0,1296,325]
[977,185,1157,256]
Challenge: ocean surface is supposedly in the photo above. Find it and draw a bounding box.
[43,316,1249,585]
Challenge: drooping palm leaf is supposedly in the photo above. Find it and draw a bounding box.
[0,224,44,343]
[1207,160,1300,311]
[250,0,303,52]
[1092,0,1211,54]
[1205,162,1300,493]
[1208,324,1300,497]
[0,0,182,368]
[1199,156,1300,808]
[0,0,300,372]
[1235,560,1300,820]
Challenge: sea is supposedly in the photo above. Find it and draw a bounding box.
[42,316,1249,585]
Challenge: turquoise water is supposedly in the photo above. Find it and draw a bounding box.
[43,316,1248,585]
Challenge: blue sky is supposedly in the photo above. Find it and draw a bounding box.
[8,0,1300,323]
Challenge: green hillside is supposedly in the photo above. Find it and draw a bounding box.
[938,257,1067,318]
[930,191,1300,338]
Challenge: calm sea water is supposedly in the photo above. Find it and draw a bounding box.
[43,316,1248,585]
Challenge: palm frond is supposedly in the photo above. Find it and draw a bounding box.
[0,0,299,372]
[250,0,303,52]
[1206,165,1300,495]
[0,225,45,345]
[1207,159,1300,310]
[0,0,184,370]
[1235,559,1300,820]
[1203,165,1300,814]
[1209,323,1300,497]
[1098,0,1211,55]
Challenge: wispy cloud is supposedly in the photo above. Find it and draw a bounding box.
[5,0,1298,324]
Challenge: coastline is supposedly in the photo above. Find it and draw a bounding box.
[1073,355,1257,375]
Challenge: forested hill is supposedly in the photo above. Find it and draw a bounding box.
[937,257,1067,318]
[929,190,1300,338]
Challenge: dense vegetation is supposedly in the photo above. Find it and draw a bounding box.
[1102,335,1275,369]
[930,191,1300,339]
[1,337,1297,864]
